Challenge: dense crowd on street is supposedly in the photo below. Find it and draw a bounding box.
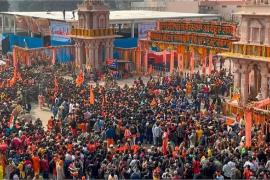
[0,64,270,180]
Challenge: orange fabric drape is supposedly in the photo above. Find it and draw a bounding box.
[136,49,141,73]
[13,48,17,68]
[89,85,95,105]
[190,50,195,74]
[177,53,182,73]
[163,50,167,65]
[202,57,206,75]
[245,111,252,148]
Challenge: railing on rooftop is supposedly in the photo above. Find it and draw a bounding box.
[71,28,116,37]
[231,43,270,58]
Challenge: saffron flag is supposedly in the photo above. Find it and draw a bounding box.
[76,70,84,87]
[89,85,95,105]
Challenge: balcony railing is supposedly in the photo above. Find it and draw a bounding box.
[231,43,270,58]
[71,28,116,37]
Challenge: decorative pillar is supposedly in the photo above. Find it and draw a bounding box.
[1,15,4,33]
[85,43,90,69]
[93,15,97,29]
[265,22,270,44]
[85,15,90,29]
[190,50,194,75]
[240,17,249,43]
[89,44,94,69]
[109,41,114,59]
[249,28,253,42]
[177,53,182,75]
[144,49,148,73]
[13,15,16,35]
[163,50,167,72]
[208,50,213,74]
[234,71,241,90]
[240,68,249,105]
[105,42,110,60]
[261,66,268,99]
[170,51,174,74]
[75,42,80,68]
[94,42,99,70]
[132,50,136,65]
[136,48,142,73]
[202,56,206,75]
[52,48,56,65]
[233,61,241,90]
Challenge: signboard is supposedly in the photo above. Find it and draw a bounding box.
[158,21,237,37]
[50,21,70,42]
[138,22,156,39]
[150,31,231,49]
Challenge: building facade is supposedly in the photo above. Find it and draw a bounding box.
[199,0,247,21]
[70,0,116,71]
[221,0,270,105]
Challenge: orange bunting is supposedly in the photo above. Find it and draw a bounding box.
[89,85,95,105]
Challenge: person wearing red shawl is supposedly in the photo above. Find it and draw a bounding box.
[162,128,169,155]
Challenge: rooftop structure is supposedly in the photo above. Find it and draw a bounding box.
[0,10,219,24]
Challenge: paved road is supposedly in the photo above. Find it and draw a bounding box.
[30,103,51,129]
[30,76,151,128]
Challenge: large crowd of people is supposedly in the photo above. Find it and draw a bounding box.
[0,64,269,180]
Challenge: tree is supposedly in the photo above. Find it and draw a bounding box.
[0,0,9,12]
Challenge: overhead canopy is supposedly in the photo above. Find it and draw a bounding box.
[1,10,220,24]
